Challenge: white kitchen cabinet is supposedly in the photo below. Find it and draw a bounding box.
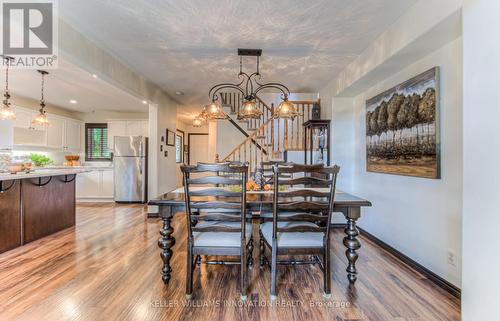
[141,121,149,137]
[46,115,65,149]
[76,168,114,200]
[11,106,83,151]
[64,119,81,151]
[13,107,33,129]
[107,120,148,149]
[13,127,47,146]
[100,169,114,198]
[108,121,127,149]
[76,171,101,198]
[126,121,143,136]
[0,120,14,149]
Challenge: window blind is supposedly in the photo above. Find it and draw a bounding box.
[85,123,111,161]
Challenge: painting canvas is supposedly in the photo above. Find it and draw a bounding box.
[366,67,440,179]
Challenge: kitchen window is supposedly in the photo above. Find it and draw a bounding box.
[85,123,111,161]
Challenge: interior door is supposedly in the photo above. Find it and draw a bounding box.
[189,134,209,165]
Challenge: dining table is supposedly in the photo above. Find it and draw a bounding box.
[148,187,372,286]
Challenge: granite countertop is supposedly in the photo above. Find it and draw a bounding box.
[0,168,90,182]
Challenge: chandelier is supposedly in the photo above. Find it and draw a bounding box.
[197,49,299,122]
[32,70,50,127]
[0,56,15,120]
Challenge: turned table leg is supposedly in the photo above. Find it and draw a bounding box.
[158,207,176,285]
[342,207,361,284]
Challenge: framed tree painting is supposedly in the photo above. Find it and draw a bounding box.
[365,67,440,179]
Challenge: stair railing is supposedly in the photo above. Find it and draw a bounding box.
[221,93,319,174]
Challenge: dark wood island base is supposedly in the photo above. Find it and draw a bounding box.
[0,174,77,254]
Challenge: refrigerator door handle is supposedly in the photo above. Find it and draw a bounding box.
[139,157,143,175]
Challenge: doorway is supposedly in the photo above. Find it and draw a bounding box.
[188,133,209,165]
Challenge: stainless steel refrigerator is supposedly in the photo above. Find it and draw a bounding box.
[113,136,148,203]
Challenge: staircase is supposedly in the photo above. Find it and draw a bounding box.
[220,92,319,174]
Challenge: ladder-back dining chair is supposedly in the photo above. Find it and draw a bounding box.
[181,162,252,300]
[259,162,340,299]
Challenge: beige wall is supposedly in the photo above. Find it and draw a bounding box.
[462,0,500,319]
[319,0,464,288]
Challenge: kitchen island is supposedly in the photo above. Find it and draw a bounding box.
[0,168,87,254]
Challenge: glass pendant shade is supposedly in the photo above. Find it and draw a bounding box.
[32,108,49,127]
[237,99,262,120]
[276,96,298,119]
[0,100,15,120]
[206,101,226,120]
[192,117,203,127]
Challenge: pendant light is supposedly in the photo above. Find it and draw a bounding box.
[199,106,209,121]
[206,100,226,120]
[32,70,49,127]
[275,94,299,120]
[237,96,262,120]
[0,56,15,120]
[192,116,203,127]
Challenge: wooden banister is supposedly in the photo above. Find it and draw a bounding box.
[220,94,320,173]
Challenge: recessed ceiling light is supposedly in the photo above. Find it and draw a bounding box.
[70,99,77,104]
[92,74,98,79]
[175,91,184,96]
[142,100,148,105]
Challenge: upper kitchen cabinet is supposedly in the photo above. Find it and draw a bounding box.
[12,106,82,151]
[107,121,127,149]
[125,121,143,136]
[108,120,148,149]
[0,120,14,149]
[13,107,47,147]
[64,119,81,151]
[13,108,33,129]
[46,115,65,149]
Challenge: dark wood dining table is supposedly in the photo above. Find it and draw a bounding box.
[149,188,372,286]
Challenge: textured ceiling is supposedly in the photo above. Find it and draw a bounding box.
[9,59,146,113]
[59,0,417,116]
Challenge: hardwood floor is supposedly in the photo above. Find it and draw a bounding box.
[0,203,460,321]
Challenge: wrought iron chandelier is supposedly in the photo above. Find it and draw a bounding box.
[196,49,299,124]
[0,56,15,120]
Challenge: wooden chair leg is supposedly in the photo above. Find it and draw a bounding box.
[270,239,278,300]
[259,230,266,267]
[247,238,254,267]
[323,243,331,298]
[186,245,193,299]
[241,240,248,301]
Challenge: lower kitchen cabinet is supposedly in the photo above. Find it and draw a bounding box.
[100,169,114,198]
[0,180,21,253]
[0,175,77,254]
[76,169,114,200]
[22,176,76,243]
